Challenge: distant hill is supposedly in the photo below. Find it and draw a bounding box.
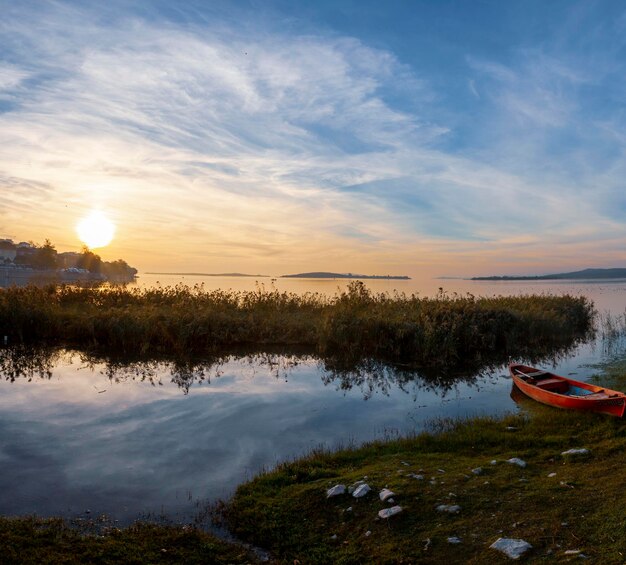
[146,272,268,277]
[281,272,410,280]
[472,268,626,281]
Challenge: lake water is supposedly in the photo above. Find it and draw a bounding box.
[1,276,626,526]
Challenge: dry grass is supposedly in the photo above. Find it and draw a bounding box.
[0,282,594,369]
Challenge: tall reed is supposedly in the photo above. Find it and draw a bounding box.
[0,282,594,368]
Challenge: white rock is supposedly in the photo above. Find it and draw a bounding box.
[378,505,403,519]
[387,498,395,504]
[347,480,364,494]
[379,488,395,502]
[490,460,498,465]
[326,484,346,498]
[506,426,518,431]
[562,448,590,456]
[365,530,372,537]
[330,534,337,540]
[506,458,527,468]
[408,473,424,480]
[352,484,371,498]
[401,461,410,466]
[564,549,582,555]
[436,504,461,514]
[490,537,532,559]
[472,467,483,475]
[548,472,557,478]
[447,536,462,544]
[345,507,352,512]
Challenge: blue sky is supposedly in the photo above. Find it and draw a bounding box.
[1,0,625,275]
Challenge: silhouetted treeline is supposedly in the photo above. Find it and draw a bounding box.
[0,238,136,279]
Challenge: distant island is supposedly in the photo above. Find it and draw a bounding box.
[472,268,626,281]
[281,271,411,280]
[146,272,268,277]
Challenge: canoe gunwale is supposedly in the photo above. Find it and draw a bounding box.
[509,363,626,418]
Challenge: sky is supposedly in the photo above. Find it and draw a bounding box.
[1,0,625,277]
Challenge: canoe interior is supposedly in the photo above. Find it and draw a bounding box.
[510,364,625,401]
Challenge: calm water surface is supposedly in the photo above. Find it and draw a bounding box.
[1,276,625,524]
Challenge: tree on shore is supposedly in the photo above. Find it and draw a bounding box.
[101,259,138,279]
[77,246,102,273]
[32,240,58,270]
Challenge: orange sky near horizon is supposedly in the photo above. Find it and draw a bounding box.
[2,2,626,279]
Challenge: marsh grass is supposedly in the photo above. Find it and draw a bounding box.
[0,282,594,369]
[0,517,259,565]
[224,408,626,563]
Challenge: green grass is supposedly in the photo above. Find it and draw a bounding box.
[0,282,594,369]
[224,406,626,563]
[0,518,259,564]
[6,408,626,563]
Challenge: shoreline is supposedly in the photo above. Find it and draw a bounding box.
[223,405,626,563]
[5,403,626,563]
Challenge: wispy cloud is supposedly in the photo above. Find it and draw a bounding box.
[1,1,625,275]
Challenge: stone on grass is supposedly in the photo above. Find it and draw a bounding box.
[472,467,483,475]
[561,448,590,457]
[506,458,527,468]
[365,530,372,537]
[436,504,461,514]
[379,488,395,502]
[548,472,557,478]
[348,480,365,494]
[447,536,462,544]
[378,505,403,519]
[408,473,424,480]
[564,549,582,555]
[326,484,346,498]
[352,484,371,498]
[490,537,532,560]
[490,460,497,465]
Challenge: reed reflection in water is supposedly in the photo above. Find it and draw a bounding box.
[0,336,598,525]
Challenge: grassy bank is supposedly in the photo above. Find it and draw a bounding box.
[224,405,626,563]
[0,283,593,368]
[6,411,626,564]
[0,518,259,564]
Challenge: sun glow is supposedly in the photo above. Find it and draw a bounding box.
[76,211,116,249]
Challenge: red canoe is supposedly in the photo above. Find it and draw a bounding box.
[509,363,626,417]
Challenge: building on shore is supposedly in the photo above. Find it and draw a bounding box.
[0,240,17,263]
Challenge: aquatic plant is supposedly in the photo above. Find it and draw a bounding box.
[0,282,594,369]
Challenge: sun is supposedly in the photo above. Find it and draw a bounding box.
[76,211,116,249]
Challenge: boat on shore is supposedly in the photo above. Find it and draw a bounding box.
[509,363,626,417]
